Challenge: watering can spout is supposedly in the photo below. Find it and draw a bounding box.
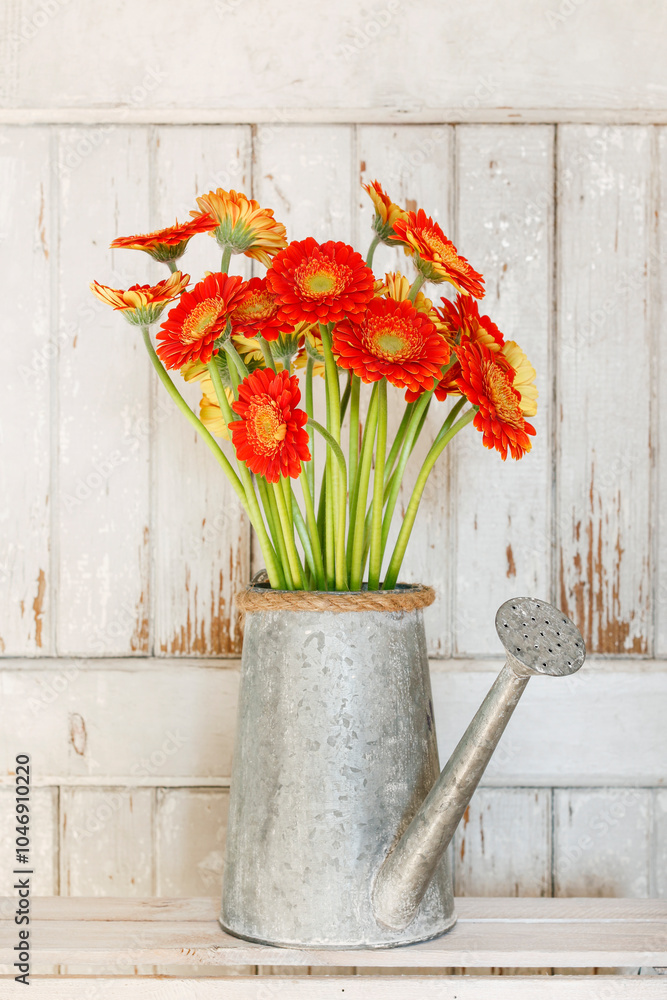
[372,597,586,932]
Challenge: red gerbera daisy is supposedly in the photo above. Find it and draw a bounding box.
[229,368,310,483]
[229,276,289,342]
[110,215,217,262]
[392,210,485,298]
[333,297,450,396]
[456,341,536,460]
[266,238,374,325]
[156,272,248,370]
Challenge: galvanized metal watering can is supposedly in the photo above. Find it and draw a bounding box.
[221,583,586,948]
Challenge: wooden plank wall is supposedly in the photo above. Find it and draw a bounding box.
[2,120,666,933]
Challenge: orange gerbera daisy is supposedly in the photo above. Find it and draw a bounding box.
[156,272,247,370]
[333,297,450,396]
[110,216,217,262]
[90,271,189,326]
[266,238,375,325]
[229,276,289,342]
[363,180,408,245]
[392,210,485,298]
[456,341,536,460]
[427,295,505,403]
[191,188,287,266]
[229,368,310,483]
[435,294,503,351]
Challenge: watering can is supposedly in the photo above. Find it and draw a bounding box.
[221,587,586,948]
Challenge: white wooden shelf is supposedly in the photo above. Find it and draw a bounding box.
[0,897,665,996]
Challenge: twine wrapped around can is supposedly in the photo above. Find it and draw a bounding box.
[236,583,436,616]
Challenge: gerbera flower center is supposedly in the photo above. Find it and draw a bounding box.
[295,257,351,300]
[234,290,278,322]
[365,316,420,362]
[422,228,458,264]
[181,298,225,343]
[247,397,287,453]
[482,361,524,429]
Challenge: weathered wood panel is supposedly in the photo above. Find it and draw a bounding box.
[553,788,652,897]
[59,787,154,975]
[254,124,353,244]
[358,124,455,655]
[3,661,666,786]
[454,125,553,655]
[0,127,52,654]
[60,787,154,896]
[7,0,667,114]
[454,789,552,897]
[152,126,252,655]
[556,125,653,654]
[654,789,667,898]
[3,977,667,1000]
[57,126,151,655]
[155,788,252,976]
[656,128,667,657]
[156,788,229,897]
[0,663,239,781]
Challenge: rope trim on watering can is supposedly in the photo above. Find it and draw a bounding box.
[236,583,436,614]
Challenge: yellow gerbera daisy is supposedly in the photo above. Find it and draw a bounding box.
[501,341,538,417]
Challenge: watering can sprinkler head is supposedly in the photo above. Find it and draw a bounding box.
[372,597,586,932]
[495,597,586,679]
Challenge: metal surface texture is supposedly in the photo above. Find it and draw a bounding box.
[372,598,586,931]
[222,590,585,947]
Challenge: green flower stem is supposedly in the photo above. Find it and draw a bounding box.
[274,478,304,589]
[305,358,315,501]
[383,409,475,590]
[140,325,246,502]
[206,358,285,589]
[384,401,415,484]
[348,374,361,512]
[279,474,294,530]
[368,379,387,589]
[347,381,378,576]
[407,273,427,302]
[349,384,379,590]
[257,335,277,372]
[320,324,346,589]
[166,260,179,274]
[223,339,249,381]
[380,389,434,557]
[308,418,348,590]
[324,462,335,588]
[290,493,317,588]
[435,395,467,445]
[226,355,240,396]
[299,469,326,591]
[366,233,381,268]
[220,246,233,273]
[259,477,293,591]
[340,370,352,421]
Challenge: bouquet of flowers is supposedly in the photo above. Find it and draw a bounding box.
[91,182,537,592]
